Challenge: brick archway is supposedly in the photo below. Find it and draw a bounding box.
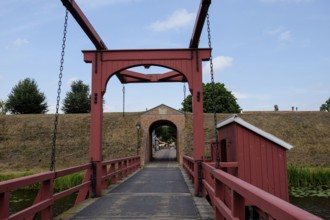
[139,104,185,165]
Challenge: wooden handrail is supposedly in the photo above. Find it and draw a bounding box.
[182,155,321,220]
[0,155,141,219]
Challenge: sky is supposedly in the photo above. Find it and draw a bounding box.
[0,0,329,113]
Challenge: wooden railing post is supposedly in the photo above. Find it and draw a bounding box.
[40,179,54,219]
[233,191,245,219]
[118,161,122,181]
[215,178,225,220]
[123,160,128,177]
[102,163,108,190]
[110,163,116,184]
[0,192,9,219]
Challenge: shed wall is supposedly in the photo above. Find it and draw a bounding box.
[235,124,289,201]
[217,123,289,201]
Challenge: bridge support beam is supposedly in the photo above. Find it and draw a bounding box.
[89,52,104,197]
[85,49,210,197]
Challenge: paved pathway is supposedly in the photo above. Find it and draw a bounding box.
[152,148,176,161]
[67,162,213,220]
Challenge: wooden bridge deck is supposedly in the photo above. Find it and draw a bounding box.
[61,160,213,220]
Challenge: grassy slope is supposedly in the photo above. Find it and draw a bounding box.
[0,111,329,172]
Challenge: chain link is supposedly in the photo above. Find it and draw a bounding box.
[123,84,125,117]
[183,83,187,117]
[207,13,221,169]
[50,10,68,171]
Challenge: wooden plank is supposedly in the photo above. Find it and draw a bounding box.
[266,142,275,195]
[254,135,263,188]
[260,139,268,192]
[249,131,257,186]
[272,146,281,198]
[242,126,251,183]
[61,0,107,50]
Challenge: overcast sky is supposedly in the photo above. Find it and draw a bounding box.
[0,0,329,113]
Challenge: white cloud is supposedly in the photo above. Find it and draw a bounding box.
[259,0,312,3]
[149,9,195,32]
[265,26,292,45]
[278,30,292,42]
[13,38,30,48]
[233,91,270,100]
[5,38,30,50]
[203,56,234,75]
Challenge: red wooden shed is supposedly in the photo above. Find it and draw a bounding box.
[212,115,293,201]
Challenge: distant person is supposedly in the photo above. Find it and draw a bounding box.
[153,135,159,151]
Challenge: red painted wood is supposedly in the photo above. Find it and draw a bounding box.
[54,182,90,201]
[216,121,290,201]
[211,166,322,220]
[0,192,9,219]
[10,199,53,220]
[85,48,210,196]
[75,169,92,205]
[260,140,268,192]
[190,0,211,48]
[61,0,107,50]
[266,141,275,195]
[110,163,117,184]
[242,127,251,183]
[0,156,140,219]
[233,191,245,219]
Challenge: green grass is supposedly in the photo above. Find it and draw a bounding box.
[288,165,330,187]
[288,165,330,197]
[54,173,84,192]
[0,171,84,191]
[0,171,35,182]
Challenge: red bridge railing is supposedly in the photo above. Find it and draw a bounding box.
[0,155,140,219]
[182,155,321,220]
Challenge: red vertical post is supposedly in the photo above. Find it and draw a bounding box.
[110,163,116,184]
[118,161,122,180]
[215,178,225,220]
[191,50,205,196]
[90,52,104,197]
[0,192,9,219]
[233,191,245,219]
[41,179,54,219]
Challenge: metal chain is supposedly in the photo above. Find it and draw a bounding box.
[183,83,186,117]
[50,10,68,171]
[123,84,125,117]
[207,13,221,169]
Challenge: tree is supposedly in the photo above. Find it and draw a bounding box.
[320,97,330,112]
[6,78,48,114]
[181,82,241,113]
[62,80,91,113]
[0,99,8,115]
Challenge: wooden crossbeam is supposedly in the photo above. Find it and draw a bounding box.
[189,0,212,48]
[61,0,107,50]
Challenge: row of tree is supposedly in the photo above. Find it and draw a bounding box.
[0,78,90,114]
[1,78,329,114]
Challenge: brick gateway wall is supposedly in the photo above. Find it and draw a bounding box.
[139,104,185,164]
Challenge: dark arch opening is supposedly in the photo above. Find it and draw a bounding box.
[148,120,178,162]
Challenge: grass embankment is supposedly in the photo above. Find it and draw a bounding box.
[0,111,329,189]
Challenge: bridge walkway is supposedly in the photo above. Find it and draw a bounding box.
[63,158,213,219]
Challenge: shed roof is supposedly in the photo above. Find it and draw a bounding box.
[216,115,293,150]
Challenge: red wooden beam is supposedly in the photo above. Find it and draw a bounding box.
[117,70,187,83]
[189,0,211,48]
[61,0,107,50]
